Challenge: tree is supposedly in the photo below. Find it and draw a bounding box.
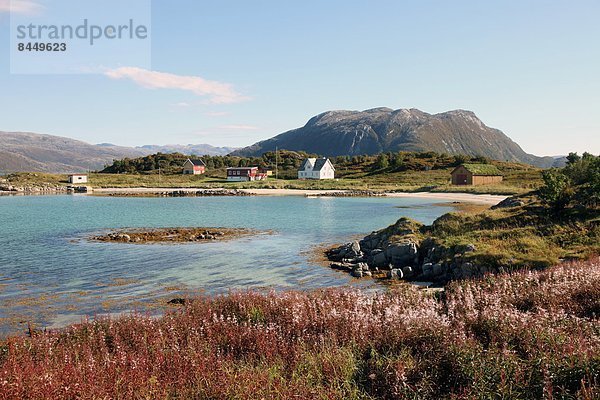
[539,168,572,211]
[375,154,389,169]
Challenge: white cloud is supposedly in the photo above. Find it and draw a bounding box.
[0,0,44,14]
[104,67,249,104]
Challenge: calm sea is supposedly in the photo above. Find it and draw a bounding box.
[0,194,452,336]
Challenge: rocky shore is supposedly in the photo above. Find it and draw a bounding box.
[91,227,262,243]
[305,190,386,197]
[326,217,491,283]
[0,180,67,194]
[104,189,252,197]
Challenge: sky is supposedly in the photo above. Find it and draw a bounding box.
[0,0,599,156]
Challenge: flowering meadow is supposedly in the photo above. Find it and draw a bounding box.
[1,257,599,399]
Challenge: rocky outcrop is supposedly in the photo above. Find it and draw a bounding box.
[0,182,67,193]
[491,196,526,209]
[326,217,496,283]
[306,190,386,197]
[106,189,252,197]
[91,227,265,244]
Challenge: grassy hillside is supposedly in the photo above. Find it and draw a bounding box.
[341,153,600,281]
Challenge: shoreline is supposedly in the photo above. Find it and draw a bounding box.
[89,187,508,204]
[1,186,509,205]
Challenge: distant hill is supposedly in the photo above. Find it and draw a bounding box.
[0,131,148,173]
[135,144,237,157]
[0,131,239,173]
[231,108,564,168]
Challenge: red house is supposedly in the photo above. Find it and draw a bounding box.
[226,167,268,181]
[182,159,206,175]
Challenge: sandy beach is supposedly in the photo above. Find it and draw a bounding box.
[385,191,508,205]
[91,187,508,205]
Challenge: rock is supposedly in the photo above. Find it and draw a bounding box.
[422,262,434,277]
[461,262,475,278]
[433,263,444,276]
[372,251,388,268]
[385,241,418,266]
[358,262,369,271]
[492,197,525,209]
[402,266,414,278]
[464,244,476,253]
[168,298,186,305]
[344,241,362,257]
[387,269,403,279]
[351,268,364,278]
[113,234,131,242]
[331,262,355,271]
[363,271,372,277]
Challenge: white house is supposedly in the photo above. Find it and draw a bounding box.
[68,174,88,184]
[297,158,335,180]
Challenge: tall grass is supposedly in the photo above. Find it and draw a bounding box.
[1,257,599,399]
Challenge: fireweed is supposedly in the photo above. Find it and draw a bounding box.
[0,257,599,399]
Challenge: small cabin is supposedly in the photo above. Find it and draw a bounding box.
[227,167,268,181]
[451,164,503,186]
[68,174,88,184]
[298,158,335,180]
[259,168,274,176]
[182,159,206,175]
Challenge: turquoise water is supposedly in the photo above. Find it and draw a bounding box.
[0,194,452,335]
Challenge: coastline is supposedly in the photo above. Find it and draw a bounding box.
[88,187,509,204]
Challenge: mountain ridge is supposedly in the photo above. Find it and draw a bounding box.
[231,108,563,168]
[0,131,237,173]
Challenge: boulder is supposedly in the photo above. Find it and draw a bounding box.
[464,244,476,253]
[422,262,434,277]
[492,197,525,209]
[402,266,414,278]
[351,268,364,278]
[432,263,444,276]
[387,269,403,279]
[372,251,388,268]
[358,262,369,271]
[385,241,418,266]
[460,262,476,278]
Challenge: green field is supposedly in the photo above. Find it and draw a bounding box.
[5,161,543,195]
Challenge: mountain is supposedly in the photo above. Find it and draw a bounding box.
[0,131,238,173]
[135,144,237,157]
[0,131,149,173]
[231,108,561,168]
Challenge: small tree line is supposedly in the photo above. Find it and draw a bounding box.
[539,152,600,210]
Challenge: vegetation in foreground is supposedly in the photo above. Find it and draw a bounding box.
[4,150,543,194]
[1,257,599,399]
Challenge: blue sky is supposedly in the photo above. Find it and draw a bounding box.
[0,0,599,155]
